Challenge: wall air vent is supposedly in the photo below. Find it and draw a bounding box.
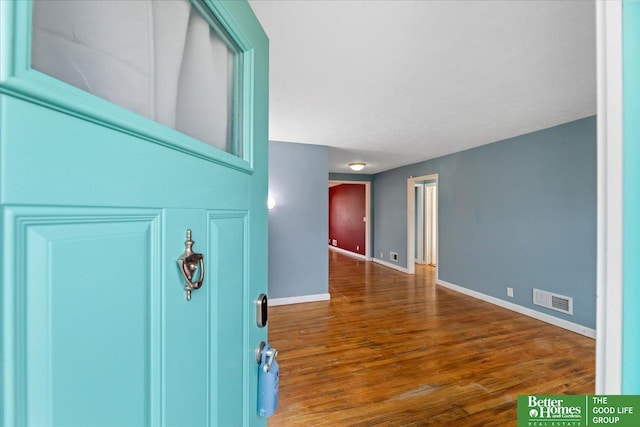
[533,288,573,315]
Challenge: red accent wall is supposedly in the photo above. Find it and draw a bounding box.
[329,184,365,255]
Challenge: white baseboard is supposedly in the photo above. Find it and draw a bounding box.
[436,279,596,339]
[373,258,410,274]
[269,293,331,306]
[328,245,370,261]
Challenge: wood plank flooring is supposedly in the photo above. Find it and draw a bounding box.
[267,251,595,426]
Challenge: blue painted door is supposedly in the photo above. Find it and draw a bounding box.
[0,1,269,426]
[623,0,640,394]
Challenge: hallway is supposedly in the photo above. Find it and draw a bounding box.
[268,251,595,426]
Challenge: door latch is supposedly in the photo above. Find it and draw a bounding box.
[177,229,204,301]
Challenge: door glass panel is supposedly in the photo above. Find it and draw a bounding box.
[31,0,241,157]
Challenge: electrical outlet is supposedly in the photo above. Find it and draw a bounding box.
[332,239,337,246]
[380,252,383,258]
[390,251,399,262]
[356,245,359,251]
[507,287,514,298]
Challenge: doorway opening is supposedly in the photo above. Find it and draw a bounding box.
[329,180,371,260]
[407,174,438,275]
[414,180,438,267]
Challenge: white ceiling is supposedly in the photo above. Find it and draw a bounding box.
[248,0,596,175]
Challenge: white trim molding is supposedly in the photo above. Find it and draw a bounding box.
[269,293,331,306]
[373,258,410,274]
[596,0,623,394]
[436,279,596,339]
[329,245,370,261]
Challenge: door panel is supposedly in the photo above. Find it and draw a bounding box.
[163,209,208,427]
[208,211,248,425]
[5,207,162,427]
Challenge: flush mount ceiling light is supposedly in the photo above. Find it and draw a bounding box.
[349,162,366,172]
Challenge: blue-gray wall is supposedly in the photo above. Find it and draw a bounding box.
[329,173,373,182]
[373,116,596,328]
[268,141,329,299]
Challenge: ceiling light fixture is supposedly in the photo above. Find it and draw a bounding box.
[349,162,366,172]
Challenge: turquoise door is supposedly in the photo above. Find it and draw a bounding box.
[623,0,640,393]
[0,1,269,426]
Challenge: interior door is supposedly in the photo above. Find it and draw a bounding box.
[0,1,269,426]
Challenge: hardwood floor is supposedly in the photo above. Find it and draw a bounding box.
[267,251,595,426]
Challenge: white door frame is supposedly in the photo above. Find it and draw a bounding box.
[414,183,425,264]
[425,182,438,266]
[329,180,372,260]
[414,182,437,266]
[596,0,623,394]
[406,174,438,275]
